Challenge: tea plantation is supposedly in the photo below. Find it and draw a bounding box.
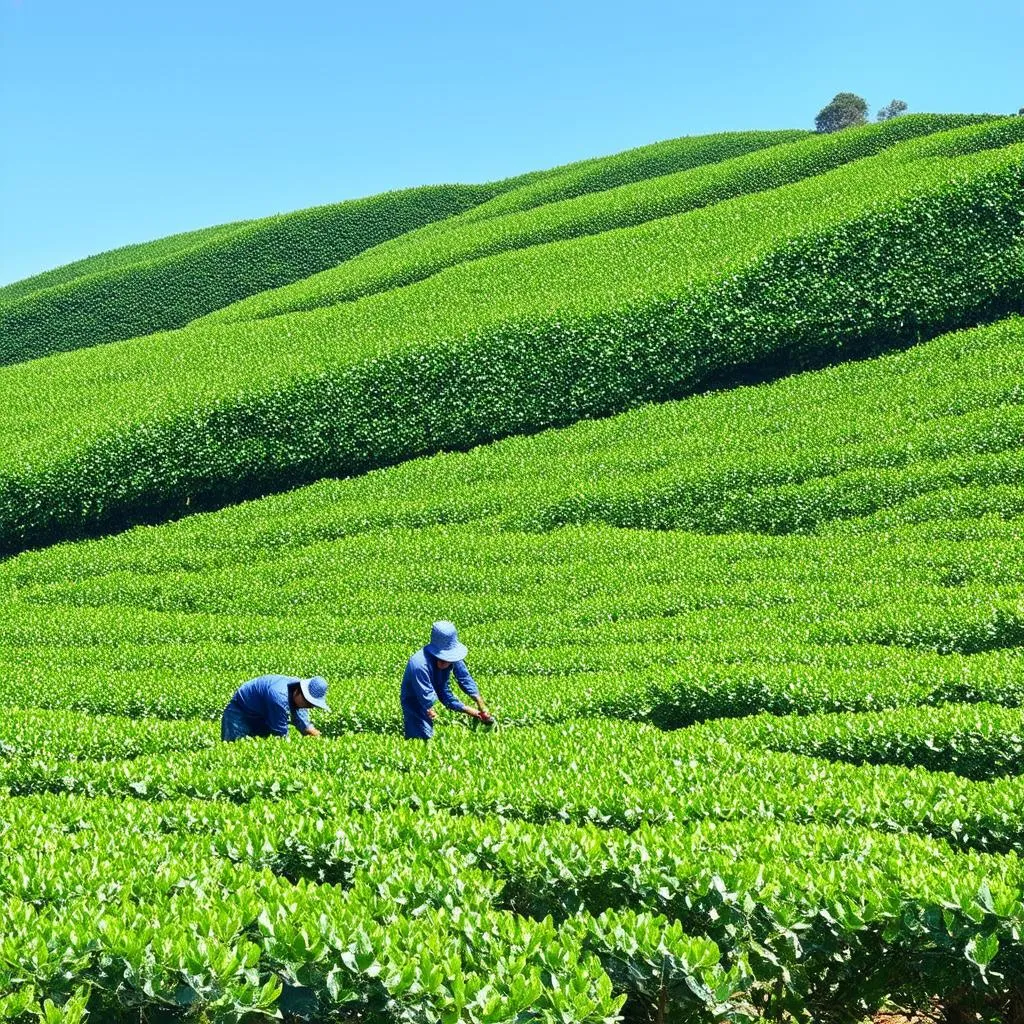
[0,116,1022,1023]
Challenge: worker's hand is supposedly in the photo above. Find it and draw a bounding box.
[479,711,495,726]
[426,707,437,722]
[303,727,322,738]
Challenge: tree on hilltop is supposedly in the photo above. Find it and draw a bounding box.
[877,98,908,121]
[815,92,869,133]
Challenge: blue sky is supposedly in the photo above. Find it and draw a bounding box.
[1,0,1021,287]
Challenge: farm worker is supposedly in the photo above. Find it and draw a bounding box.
[401,621,493,740]
[221,674,329,741]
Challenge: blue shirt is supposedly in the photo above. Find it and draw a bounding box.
[401,648,480,714]
[225,675,313,737]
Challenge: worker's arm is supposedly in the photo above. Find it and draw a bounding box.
[454,662,491,720]
[291,706,320,737]
[453,661,480,698]
[432,666,468,714]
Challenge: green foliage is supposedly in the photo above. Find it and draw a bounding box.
[877,98,909,121]
[0,184,508,366]
[203,115,993,327]
[0,221,251,304]
[695,703,1024,780]
[815,92,869,133]
[0,708,216,761]
[4,116,1024,1024]
[5,727,1024,1020]
[159,313,1019,542]
[442,128,808,224]
[0,514,1022,730]
[0,123,1021,556]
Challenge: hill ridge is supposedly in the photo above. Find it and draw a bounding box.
[0,129,802,365]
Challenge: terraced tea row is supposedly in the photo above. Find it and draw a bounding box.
[0,184,501,366]
[0,126,1020,553]
[0,708,216,761]
[0,129,798,365]
[3,719,1024,1022]
[0,513,1021,728]
[46,313,1015,548]
[6,719,1024,857]
[206,115,1001,326]
[695,702,1024,780]
[448,128,809,223]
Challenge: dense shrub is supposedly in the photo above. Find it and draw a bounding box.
[0,128,1020,554]
[5,724,1024,1020]
[694,702,1024,780]
[205,114,1000,326]
[0,219,250,304]
[0,183,509,365]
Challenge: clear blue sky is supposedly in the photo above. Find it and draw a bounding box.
[2,0,1021,287]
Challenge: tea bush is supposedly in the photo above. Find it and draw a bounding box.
[0,129,1021,554]
[205,114,1002,326]
[5,725,1024,1020]
[4,118,1024,1024]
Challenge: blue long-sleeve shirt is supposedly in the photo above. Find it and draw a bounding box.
[401,648,480,714]
[225,675,313,737]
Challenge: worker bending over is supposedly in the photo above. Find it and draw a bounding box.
[402,621,493,740]
[221,674,329,741]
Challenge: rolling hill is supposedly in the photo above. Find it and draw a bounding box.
[0,129,801,365]
[2,115,1024,1023]
[0,117,1020,556]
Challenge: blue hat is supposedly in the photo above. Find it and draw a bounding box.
[426,621,468,662]
[298,675,330,711]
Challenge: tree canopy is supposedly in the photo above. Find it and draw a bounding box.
[815,93,869,133]
[877,99,909,122]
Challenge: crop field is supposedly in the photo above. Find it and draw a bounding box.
[0,119,1022,556]
[0,117,1023,1023]
[0,129,799,367]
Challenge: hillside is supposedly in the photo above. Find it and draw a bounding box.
[2,313,1024,1019]
[0,184,509,365]
[0,313,1020,728]
[3,116,1024,1023]
[201,114,993,326]
[0,219,255,305]
[0,119,1020,556]
[0,129,800,365]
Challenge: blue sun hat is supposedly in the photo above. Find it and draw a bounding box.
[299,675,330,711]
[426,621,468,662]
